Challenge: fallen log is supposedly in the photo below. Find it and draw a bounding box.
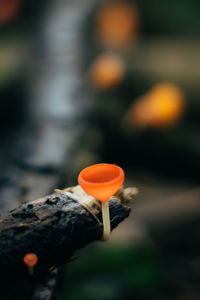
[0,185,134,291]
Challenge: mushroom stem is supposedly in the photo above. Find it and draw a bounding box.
[101,201,111,241]
[28,266,34,275]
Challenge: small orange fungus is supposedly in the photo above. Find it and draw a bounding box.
[0,0,20,24]
[24,253,38,267]
[78,163,124,202]
[96,0,139,48]
[24,253,38,275]
[129,83,185,128]
[78,163,125,241]
[89,53,124,89]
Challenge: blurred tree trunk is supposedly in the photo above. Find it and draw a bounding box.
[0,0,101,299]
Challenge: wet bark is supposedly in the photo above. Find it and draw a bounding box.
[0,187,130,296]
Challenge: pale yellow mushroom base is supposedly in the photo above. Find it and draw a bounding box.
[101,201,111,241]
[55,185,138,240]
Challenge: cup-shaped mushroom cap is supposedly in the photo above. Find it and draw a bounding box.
[78,163,125,202]
[23,253,38,267]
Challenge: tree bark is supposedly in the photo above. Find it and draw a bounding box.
[0,186,131,292]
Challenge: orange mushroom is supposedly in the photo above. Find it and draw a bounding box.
[129,83,185,128]
[89,53,124,89]
[95,0,139,49]
[23,253,38,275]
[78,163,125,241]
[0,0,20,24]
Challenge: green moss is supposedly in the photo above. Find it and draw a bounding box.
[59,242,163,300]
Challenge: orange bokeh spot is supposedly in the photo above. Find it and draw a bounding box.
[23,253,38,267]
[96,0,139,48]
[89,53,124,89]
[0,0,20,24]
[129,83,185,128]
[78,163,125,202]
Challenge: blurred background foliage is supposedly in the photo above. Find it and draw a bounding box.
[82,0,200,181]
[0,0,199,299]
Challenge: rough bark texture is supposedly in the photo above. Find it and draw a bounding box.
[0,187,131,292]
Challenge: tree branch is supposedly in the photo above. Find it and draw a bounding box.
[0,185,133,291]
